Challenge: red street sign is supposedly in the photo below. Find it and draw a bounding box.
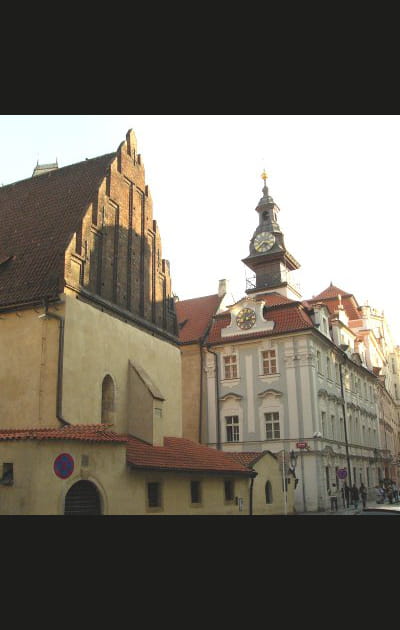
[337,468,347,479]
[296,441,308,449]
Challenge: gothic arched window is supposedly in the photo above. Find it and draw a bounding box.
[265,481,273,504]
[101,375,115,424]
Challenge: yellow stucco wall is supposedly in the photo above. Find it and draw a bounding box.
[251,453,296,515]
[0,307,60,428]
[0,440,249,515]
[61,294,182,438]
[180,344,202,442]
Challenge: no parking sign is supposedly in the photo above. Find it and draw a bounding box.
[54,453,74,479]
[336,468,347,480]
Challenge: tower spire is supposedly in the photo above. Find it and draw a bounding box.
[259,169,273,204]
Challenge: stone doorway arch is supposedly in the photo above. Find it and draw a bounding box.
[64,480,102,515]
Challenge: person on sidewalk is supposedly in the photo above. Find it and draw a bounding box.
[359,482,367,508]
[340,486,346,509]
[392,482,399,503]
[351,483,359,509]
[344,482,350,507]
[375,485,384,504]
[328,483,338,512]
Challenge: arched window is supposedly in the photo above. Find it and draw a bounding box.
[101,375,115,424]
[265,481,273,504]
[64,480,102,515]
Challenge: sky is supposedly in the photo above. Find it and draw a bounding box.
[1,114,399,345]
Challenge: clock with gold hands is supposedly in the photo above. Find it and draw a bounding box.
[236,307,256,330]
[254,231,275,252]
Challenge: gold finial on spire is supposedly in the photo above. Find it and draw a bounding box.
[261,169,268,182]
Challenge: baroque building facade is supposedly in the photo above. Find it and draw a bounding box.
[177,173,400,513]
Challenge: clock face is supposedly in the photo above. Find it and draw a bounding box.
[236,307,256,330]
[254,231,275,252]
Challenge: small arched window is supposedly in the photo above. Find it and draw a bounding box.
[101,375,115,424]
[265,481,273,504]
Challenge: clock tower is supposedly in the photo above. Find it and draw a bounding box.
[242,171,301,300]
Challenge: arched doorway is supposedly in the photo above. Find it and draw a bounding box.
[64,480,102,515]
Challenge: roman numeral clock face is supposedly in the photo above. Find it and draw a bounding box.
[254,231,275,252]
[236,307,256,330]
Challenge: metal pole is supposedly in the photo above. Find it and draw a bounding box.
[282,449,288,515]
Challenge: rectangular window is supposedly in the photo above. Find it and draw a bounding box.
[190,481,201,504]
[262,350,277,375]
[326,357,331,379]
[226,415,240,442]
[223,355,238,379]
[317,350,322,373]
[330,414,335,439]
[147,482,161,508]
[265,412,280,439]
[1,463,13,485]
[321,411,326,436]
[224,479,234,502]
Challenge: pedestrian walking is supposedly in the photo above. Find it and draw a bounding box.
[359,482,367,508]
[344,482,350,508]
[392,482,399,503]
[375,485,384,504]
[386,483,394,504]
[328,483,338,512]
[351,483,359,509]
[340,486,346,509]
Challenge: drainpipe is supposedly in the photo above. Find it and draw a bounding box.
[39,301,70,425]
[249,470,257,515]
[206,346,221,450]
[338,348,352,488]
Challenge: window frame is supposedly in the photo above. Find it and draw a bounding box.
[225,415,240,443]
[223,354,238,380]
[264,411,280,440]
[261,349,277,375]
[147,481,163,511]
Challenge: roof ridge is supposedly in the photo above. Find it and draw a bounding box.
[0,152,116,190]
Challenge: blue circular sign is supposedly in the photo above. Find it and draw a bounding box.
[54,453,74,479]
[337,468,347,479]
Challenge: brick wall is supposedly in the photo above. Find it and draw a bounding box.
[64,130,177,336]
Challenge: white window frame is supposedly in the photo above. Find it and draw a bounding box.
[265,411,280,440]
[261,349,277,375]
[223,354,238,380]
[225,415,240,442]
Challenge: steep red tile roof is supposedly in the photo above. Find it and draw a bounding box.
[176,294,222,343]
[0,424,127,443]
[311,284,350,300]
[307,285,360,320]
[0,153,115,308]
[207,302,314,344]
[229,452,262,467]
[125,435,252,474]
[229,451,278,467]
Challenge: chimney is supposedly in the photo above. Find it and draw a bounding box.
[218,279,228,298]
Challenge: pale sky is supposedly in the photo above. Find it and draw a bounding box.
[1,115,399,345]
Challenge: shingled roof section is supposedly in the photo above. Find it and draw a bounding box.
[0,424,127,443]
[0,152,115,309]
[125,435,252,475]
[307,284,361,320]
[207,300,314,345]
[175,294,222,343]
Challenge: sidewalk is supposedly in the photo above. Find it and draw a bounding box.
[295,499,388,516]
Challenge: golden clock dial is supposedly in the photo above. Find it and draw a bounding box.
[254,231,275,252]
[236,307,256,330]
